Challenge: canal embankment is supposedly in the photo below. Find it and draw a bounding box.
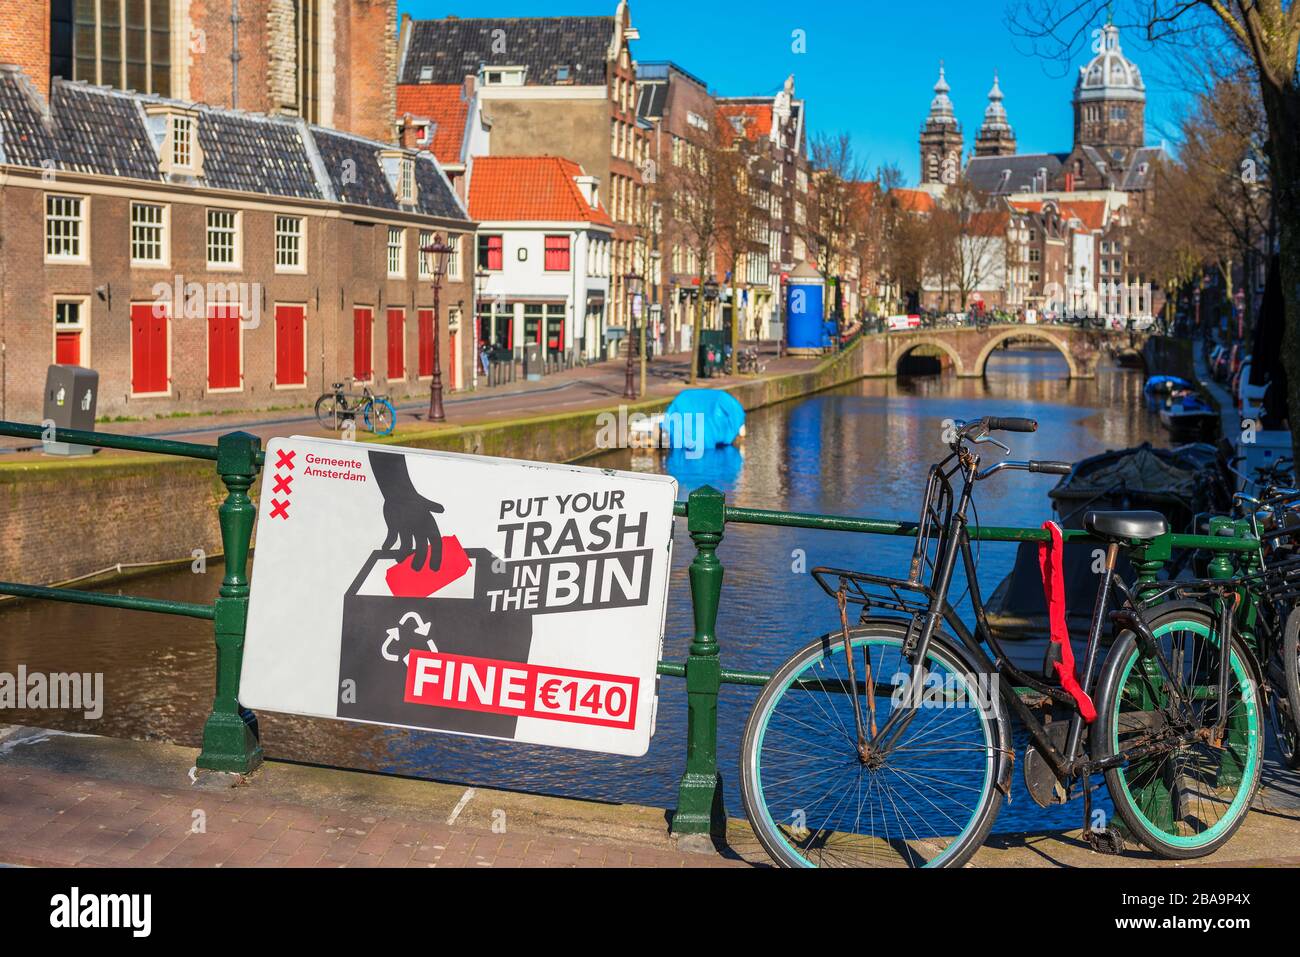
[0,342,877,588]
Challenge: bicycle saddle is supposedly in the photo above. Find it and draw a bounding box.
[1083,510,1169,542]
[331,382,345,390]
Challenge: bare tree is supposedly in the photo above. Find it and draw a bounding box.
[806,134,871,330]
[1007,0,1300,440]
[928,179,1007,313]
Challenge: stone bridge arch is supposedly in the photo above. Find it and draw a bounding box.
[891,336,968,377]
[973,327,1084,379]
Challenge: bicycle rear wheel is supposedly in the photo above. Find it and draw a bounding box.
[1093,601,1262,859]
[740,623,1006,868]
[365,398,396,436]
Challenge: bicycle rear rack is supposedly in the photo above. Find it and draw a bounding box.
[811,567,934,618]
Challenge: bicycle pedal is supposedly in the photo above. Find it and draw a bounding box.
[1085,827,1125,855]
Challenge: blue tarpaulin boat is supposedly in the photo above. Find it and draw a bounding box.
[661,390,746,449]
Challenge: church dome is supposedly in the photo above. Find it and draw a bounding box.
[981,73,1012,133]
[927,63,958,126]
[1076,22,1145,103]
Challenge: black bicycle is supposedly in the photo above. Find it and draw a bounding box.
[315,379,396,436]
[740,416,1263,867]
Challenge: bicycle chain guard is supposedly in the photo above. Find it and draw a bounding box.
[1023,720,1069,807]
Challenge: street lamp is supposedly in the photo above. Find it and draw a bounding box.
[420,233,456,422]
[474,268,489,386]
[623,271,644,400]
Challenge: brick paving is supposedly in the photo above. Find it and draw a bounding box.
[0,763,745,869]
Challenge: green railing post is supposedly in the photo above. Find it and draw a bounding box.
[671,485,726,837]
[197,431,265,773]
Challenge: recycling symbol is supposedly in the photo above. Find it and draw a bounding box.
[381,612,438,667]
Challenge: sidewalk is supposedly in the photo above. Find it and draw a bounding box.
[0,348,807,458]
[3,723,1300,868]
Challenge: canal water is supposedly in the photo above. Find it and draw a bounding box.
[0,348,1164,834]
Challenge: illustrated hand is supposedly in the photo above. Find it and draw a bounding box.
[369,451,446,572]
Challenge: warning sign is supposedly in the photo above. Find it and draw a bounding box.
[240,438,677,756]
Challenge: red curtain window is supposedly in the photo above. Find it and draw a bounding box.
[275,304,306,386]
[386,308,405,379]
[353,307,373,380]
[206,304,241,390]
[130,302,169,394]
[479,235,503,271]
[544,235,570,271]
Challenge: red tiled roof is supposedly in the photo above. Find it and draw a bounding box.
[892,188,936,213]
[718,103,773,144]
[468,156,613,225]
[1060,200,1106,231]
[396,84,469,166]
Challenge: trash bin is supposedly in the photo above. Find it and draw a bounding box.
[524,343,543,381]
[42,365,98,456]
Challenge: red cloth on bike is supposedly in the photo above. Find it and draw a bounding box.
[1037,520,1097,723]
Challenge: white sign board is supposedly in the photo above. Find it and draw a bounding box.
[240,437,678,757]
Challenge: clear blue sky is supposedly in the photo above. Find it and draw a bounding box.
[397,0,1186,185]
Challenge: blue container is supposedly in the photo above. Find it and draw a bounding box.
[786,277,826,350]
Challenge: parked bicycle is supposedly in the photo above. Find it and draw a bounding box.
[741,416,1263,867]
[314,380,396,436]
[737,347,767,375]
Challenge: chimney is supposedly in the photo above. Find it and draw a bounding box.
[574,174,599,208]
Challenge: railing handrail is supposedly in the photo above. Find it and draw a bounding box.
[0,420,267,466]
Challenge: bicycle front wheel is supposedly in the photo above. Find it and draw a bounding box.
[1093,601,1262,859]
[740,623,1006,868]
[315,394,343,430]
[365,398,396,436]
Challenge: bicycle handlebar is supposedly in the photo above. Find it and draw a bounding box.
[985,417,1038,434]
[1028,460,1073,476]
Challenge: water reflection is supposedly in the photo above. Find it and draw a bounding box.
[0,350,1165,829]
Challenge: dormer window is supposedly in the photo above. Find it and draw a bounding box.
[483,66,525,86]
[419,66,434,82]
[556,66,571,82]
[380,151,418,205]
[144,106,203,176]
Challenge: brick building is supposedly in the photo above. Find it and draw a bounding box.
[0,66,473,424]
[3,0,396,143]
[396,3,650,351]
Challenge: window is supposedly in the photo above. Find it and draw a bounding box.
[130,301,169,395]
[170,115,193,169]
[386,308,406,380]
[206,303,242,390]
[274,304,307,387]
[387,227,405,277]
[130,202,166,265]
[398,159,415,204]
[53,298,89,365]
[544,235,571,272]
[419,65,434,81]
[1029,249,1042,263]
[70,0,171,95]
[273,215,305,271]
[478,234,503,271]
[353,307,374,380]
[45,195,85,261]
[206,209,239,268]
[418,230,434,279]
[447,235,462,280]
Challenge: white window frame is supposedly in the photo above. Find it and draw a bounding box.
[447,234,462,281]
[52,295,91,366]
[171,114,194,170]
[45,194,87,264]
[206,208,242,270]
[275,215,306,273]
[130,202,169,267]
[387,226,406,278]
[418,229,434,279]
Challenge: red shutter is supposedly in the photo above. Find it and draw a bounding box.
[275,305,306,386]
[449,329,458,389]
[387,308,405,379]
[488,236,503,270]
[353,307,372,380]
[132,302,168,394]
[55,332,81,365]
[418,309,434,377]
[207,305,241,390]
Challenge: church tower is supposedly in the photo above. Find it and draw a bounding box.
[1072,20,1146,164]
[919,64,964,186]
[974,73,1017,157]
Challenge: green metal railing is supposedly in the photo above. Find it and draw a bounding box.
[0,421,1261,836]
